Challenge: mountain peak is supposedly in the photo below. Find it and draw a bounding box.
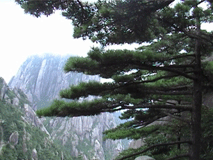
[9,54,99,109]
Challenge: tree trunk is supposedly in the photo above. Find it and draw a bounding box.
[190,8,202,159]
[191,69,202,160]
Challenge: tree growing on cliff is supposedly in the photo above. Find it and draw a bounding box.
[17,0,213,159]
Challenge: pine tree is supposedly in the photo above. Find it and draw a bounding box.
[17,0,213,159]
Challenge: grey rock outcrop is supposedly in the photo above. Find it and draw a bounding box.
[0,78,18,105]
[135,156,155,160]
[9,131,19,147]
[32,148,38,160]
[129,139,145,149]
[22,104,50,136]
[203,91,213,108]
[0,78,8,101]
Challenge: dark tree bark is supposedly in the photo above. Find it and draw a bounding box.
[190,7,202,159]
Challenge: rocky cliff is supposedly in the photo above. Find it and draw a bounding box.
[9,54,99,109]
[9,54,123,159]
[0,77,72,160]
[42,114,123,160]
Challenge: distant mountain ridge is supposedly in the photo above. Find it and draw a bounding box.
[9,54,123,160]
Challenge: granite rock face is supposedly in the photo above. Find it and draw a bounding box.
[9,54,123,159]
[135,156,155,160]
[42,113,123,159]
[9,131,19,147]
[0,77,67,159]
[23,103,50,136]
[9,54,99,109]
[129,138,145,149]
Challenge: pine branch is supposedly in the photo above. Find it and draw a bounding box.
[132,104,192,111]
[145,90,192,95]
[164,54,195,61]
[76,0,86,24]
[164,64,194,69]
[119,74,193,92]
[167,154,190,160]
[136,74,192,85]
[139,74,179,83]
[141,115,167,127]
[109,104,192,112]
[186,31,213,46]
[116,141,191,160]
[197,0,205,6]
[162,111,190,125]
[113,82,193,96]
[114,73,192,89]
[162,85,192,91]
[157,17,213,46]
[136,64,196,80]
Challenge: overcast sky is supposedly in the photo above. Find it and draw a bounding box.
[0,0,212,83]
[0,0,141,83]
[0,0,97,83]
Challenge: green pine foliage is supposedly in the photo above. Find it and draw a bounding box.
[17,0,213,159]
[200,107,213,159]
[115,107,213,160]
